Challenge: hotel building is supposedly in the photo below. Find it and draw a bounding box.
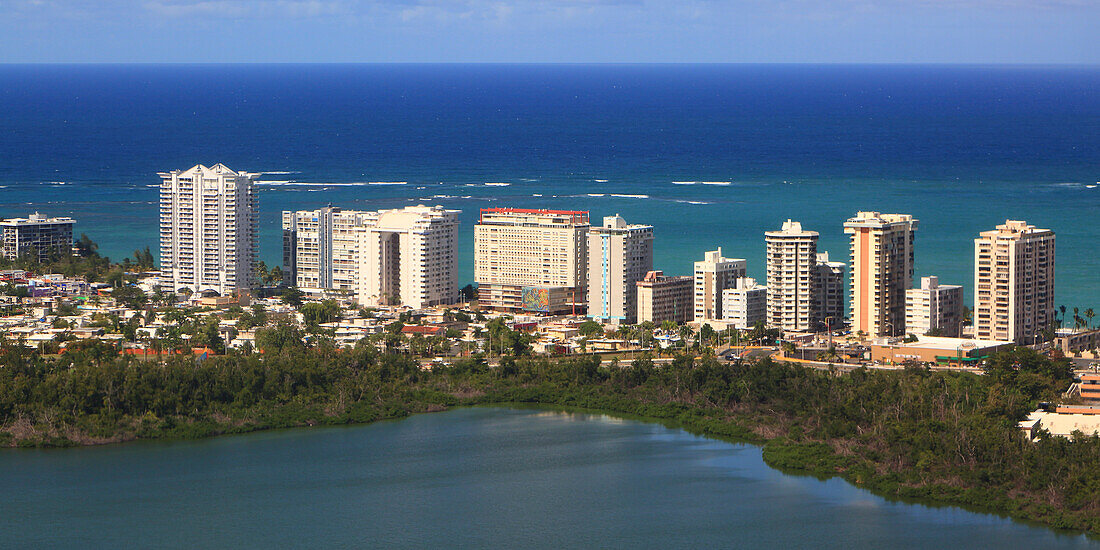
[159,164,257,297]
[282,205,459,308]
[1,212,74,262]
[474,208,589,314]
[694,248,747,322]
[844,211,917,337]
[721,277,768,329]
[974,220,1055,344]
[905,276,964,337]
[636,271,694,325]
[587,215,654,324]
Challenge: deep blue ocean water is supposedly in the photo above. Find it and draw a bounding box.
[1,64,1098,309]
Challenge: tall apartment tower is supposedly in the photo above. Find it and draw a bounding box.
[693,248,747,322]
[765,220,819,332]
[159,164,257,297]
[587,215,654,324]
[0,212,75,262]
[905,276,964,337]
[974,220,1055,344]
[282,205,459,308]
[815,252,846,329]
[844,211,917,338]
[474,208,589,314]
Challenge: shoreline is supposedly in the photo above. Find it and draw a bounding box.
[6,394,1098,541]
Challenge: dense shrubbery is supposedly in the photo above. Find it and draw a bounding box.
[0,338,1097,535]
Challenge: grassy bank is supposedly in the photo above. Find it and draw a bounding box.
[1,339,1098,536]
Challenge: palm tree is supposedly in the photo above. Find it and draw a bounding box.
[1086,308,1096,331]
[1059,305,1068,329]
[678,324,694,349]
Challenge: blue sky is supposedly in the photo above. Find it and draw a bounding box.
[1,0,1096,63]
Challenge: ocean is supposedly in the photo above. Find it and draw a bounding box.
[1,64,1097,310]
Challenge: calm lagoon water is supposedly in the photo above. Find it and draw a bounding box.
[1,407,1096,549]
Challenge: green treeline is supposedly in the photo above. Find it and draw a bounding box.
[0,339,1097,536]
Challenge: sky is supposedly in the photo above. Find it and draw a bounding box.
[0,0,1096,63]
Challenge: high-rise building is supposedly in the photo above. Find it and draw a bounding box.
[974,220,1055,344]
[844,211,917,337]
[0,212,74,262]
[159,164,257,297]
[636,271,694,325]
[765,220,819,332]
[815,252,846,329]
[587,215,654,324]
[474,208,589,314]
[693,248,747,322]
[905,276,964,337]
[282,205,459,308]
[721,277,768,329]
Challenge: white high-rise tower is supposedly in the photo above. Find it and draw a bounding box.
[159,164,258,297]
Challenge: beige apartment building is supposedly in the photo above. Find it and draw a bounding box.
[474,208,589,314]
[905,276,964,337]
[765,220,819,332]
[587,215,654,324]
[282,205,459,308]
[159,163,257,297]
[974,220,1055,344]
[636,271,694,325]
[694,248,747,322]
[844,211,917,337]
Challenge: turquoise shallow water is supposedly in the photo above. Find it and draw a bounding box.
[1,64,1098,309]
[1,408,1097,548]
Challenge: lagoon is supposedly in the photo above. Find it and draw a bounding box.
[2,407,1096,548]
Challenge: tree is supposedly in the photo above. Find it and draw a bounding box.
[255,321,305,354]
[74,234,99,257]
[131,247,155,271]
[267,266,283,287]
[280,287,304,308]
[578,320,604,338]
[112,285,148,309]
[300,299,340,327]
[1086,308,1096,331]
[459,284,477,302]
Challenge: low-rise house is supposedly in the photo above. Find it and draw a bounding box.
[1020,409,1100,440]
[870,335,1014,367]
[1054,329,1100,358]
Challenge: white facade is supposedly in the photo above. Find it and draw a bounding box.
[693,248,747,322]
[283,205,459,309]
[765,220,819,332]
[721,277,768,329]
[974,220,1056,344]
[587,215,654,324]
[905,276,964,337]
[159,164,257,297]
